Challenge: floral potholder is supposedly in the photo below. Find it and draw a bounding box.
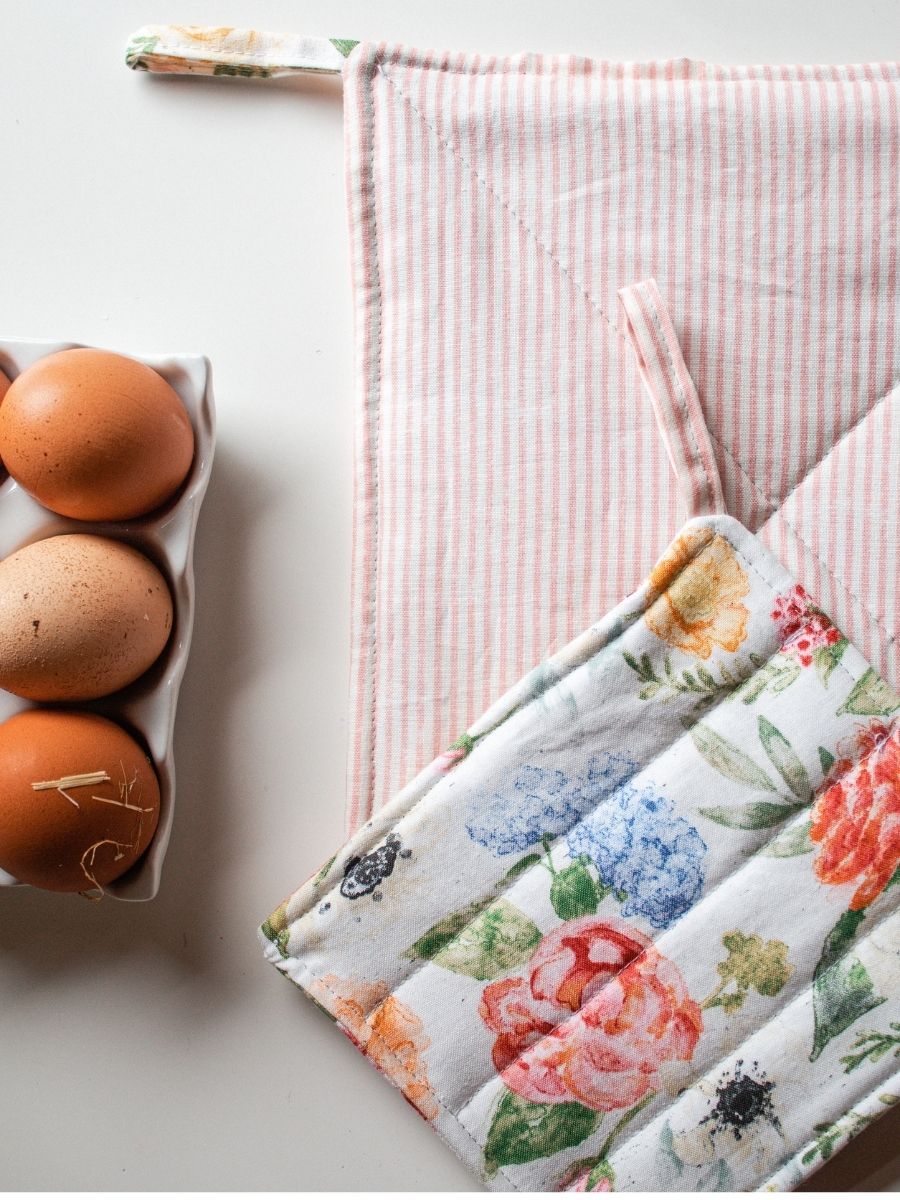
[260,516,900,1192]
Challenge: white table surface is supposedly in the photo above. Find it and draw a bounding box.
[1,2,898,1191]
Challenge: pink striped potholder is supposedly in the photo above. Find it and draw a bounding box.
[343,47,900,832]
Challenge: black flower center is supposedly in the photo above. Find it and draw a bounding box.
[702,1062,780,1141]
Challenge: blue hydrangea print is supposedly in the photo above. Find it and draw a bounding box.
[567,785,707,928]
[466,753,637,856]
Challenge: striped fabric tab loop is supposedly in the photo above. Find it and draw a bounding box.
[342,50,900,831]
[618,279,726,518]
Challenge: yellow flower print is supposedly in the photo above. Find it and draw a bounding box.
[645,529,750,659]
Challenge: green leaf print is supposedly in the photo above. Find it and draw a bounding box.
[585,1161,616,1190]
[810,909,887,1061]
[212,63,273,78]
[405,851,542,963]
[761,818,815,857]
[735,655,801,703]
[418,898,542,981]
[314,854,337,885]
[504,852,543,880]
[815,908,867,975]
[841,1023,900,1073]
[556,1155,616,1191]
[329,38,360,58]
[697,1159,735,1191]
[838,667,900,716]
[818,746,836,775]
[125,33,159,68]
[801,1094,899,1166]
[624,650,766,709]
[550,860,603,920]
[260,902,290,957]
[703,931,794,1011]
[813,638,847,685]
[404,900,493,962]
[625,649,805,710]
[689,722,778,792]
[757,716,812,801]
[484,1088,600,1176]
[698,801,805,830]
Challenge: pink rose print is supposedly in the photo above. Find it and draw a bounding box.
[480,916,702,1113]
[772,584,842,668]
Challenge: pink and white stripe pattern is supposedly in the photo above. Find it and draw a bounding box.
[343,46,900,832]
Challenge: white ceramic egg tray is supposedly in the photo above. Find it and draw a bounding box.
[0,338,215,900]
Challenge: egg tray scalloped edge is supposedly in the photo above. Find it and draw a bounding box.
[0,337,216,901]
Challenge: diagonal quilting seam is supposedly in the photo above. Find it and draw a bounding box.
[279,521,833,1028]
[279,523,865,1029]
[453,691,891,1130]
[280,524,716,942]
[374,60,620,343]
[716,435,898,646]
[758,1063,900,1191]
[771,512,896,645]
[273,840,900,1192]
[375,59,899,531]
[282,523,878,1140]
[600,907,900,1183]
[758,380,900,523]
[758,381,900,636]
[288,616,817,1069]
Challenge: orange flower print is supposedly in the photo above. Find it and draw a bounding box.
[645,529,750,659]
[311,975,439,1120]
[810,721,900,911]
[480,917,702,1113]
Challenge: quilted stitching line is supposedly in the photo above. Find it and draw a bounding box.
[276,522,890,1184]
[275,902,900,1193]
[452,606,875,1130]
[361,51,385,823]
[759,1064,900,1191]
[601,907,900,1186]
[279,954,522,1190]
[759,379,900,522]
[377,58,898,532]
[374,61,620,343]
[714,437,897,645]
[285,522,861,990]
[359,48,899,83]
[290,619,820,1058]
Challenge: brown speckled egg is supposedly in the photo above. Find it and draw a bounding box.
[0,534,173,701]
[0,709,159,892]
[0,348,194,520]
[0,368,10,406]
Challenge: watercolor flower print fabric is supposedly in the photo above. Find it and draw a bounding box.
[261,516,900,1192]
